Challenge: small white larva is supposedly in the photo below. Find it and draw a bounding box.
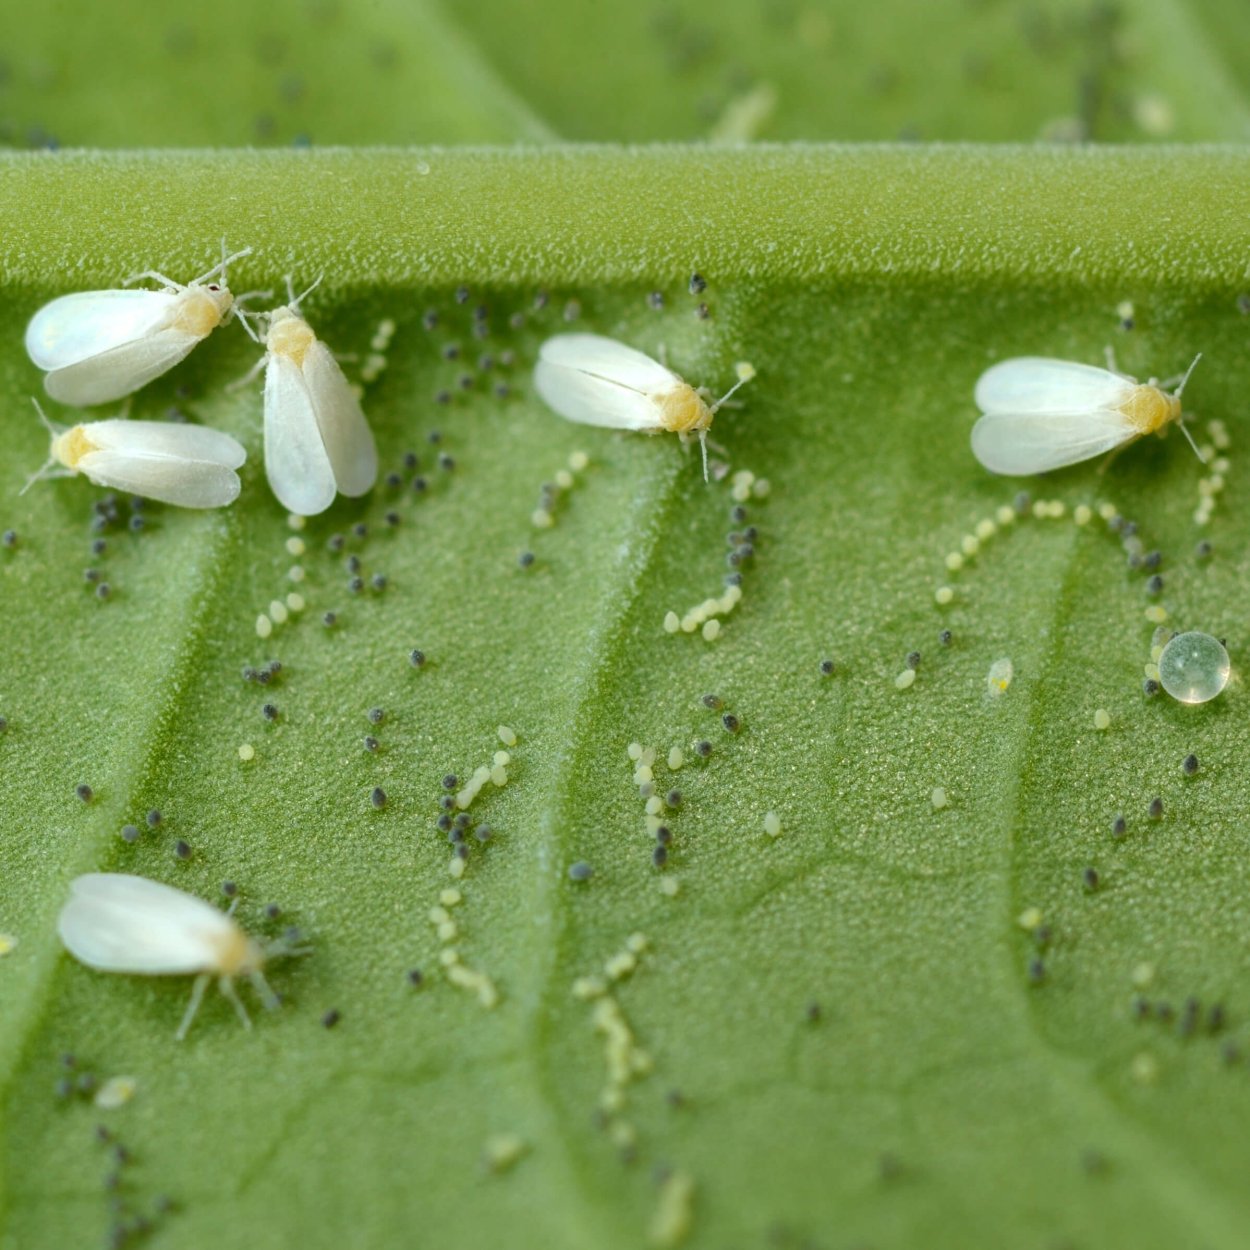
[57,873,301,1041]
[23,399,245,507]
[971,354,1203,475]
[533,334,751,480]
[26,245,254,406]
[239,278,378,515]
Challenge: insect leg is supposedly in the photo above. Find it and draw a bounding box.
[219,975,253,1030]
[176,972,212,1041]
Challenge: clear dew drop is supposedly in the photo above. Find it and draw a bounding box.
[1157,631,1230,704]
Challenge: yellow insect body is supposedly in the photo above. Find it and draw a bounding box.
[1118,383,1180,436]
[267,309,317,367]
[170,285,234,338]
[657,383,714,435]
[50,424,99,472]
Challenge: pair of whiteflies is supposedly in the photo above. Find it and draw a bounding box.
[538,340,1207,477]
[438,336,1210,480]
[23,245,377,516]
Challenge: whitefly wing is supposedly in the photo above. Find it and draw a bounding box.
[264,351,338,516]
[59,873,238,975]
[86,419,246,468]
[25,290,179,371]
[971,409,1135,475]
[975,358,1132,416]
[302,341,378,497]
[534,334,676,430]
[77,449,242,508]
[43,327,207,407]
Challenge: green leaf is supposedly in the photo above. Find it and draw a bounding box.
[3,145,1250,1250]
[4,0,1250,146]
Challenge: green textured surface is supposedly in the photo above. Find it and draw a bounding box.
[2,1,1250,1248]
[4,0,1250,145]
[1,146,1249,1250]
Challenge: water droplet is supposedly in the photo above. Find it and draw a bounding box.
[1158,632,1230,704]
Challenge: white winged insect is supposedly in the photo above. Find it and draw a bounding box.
[236,276,378,516]
[23,398,245,508]
[971,353,1204,476]
[25,243,256,407]
[533,334,753,481]
[58,873,307,1041]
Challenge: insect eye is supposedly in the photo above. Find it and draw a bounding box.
[207,284,220,292]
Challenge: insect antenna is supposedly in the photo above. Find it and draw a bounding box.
[288,273,325,311]
[20,398,63,495]
[193,242,254,288]
[265,928,314,961]
[711,376,748,411]
[1172,353,1206,464]
[123,267,181,290]
[30,396,60,437]
[1177,419,1207,464]
[231,298,268,345]
[1172,352,1203,399]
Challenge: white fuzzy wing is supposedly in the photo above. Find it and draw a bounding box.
[43,327,205,406]
[971,410,1135,475]
[264,353,337,516]
[975,358,1132,415]
[59,873,235,975]
[539,334,677,390]
[303,342,378,497]
[534,334,673,430]
[26,290,178,370]
[78,450,241,508]
[86,419,246,468]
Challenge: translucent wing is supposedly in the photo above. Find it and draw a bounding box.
[975,358,1132,415]
[78,450,242,508]
[43,327,204,406]
[971,410,1135,475]
[59,874,237,975]
[539,334,677,391]
[534,334,674,430]
[86,419,246,468]
[302,342,378,497]
[264,353,337,516]
[25,290,179,370]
